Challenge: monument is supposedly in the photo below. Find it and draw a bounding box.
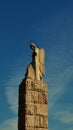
[18,43,48,130]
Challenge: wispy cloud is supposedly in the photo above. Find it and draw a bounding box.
[5,86,18,114]
[0,71,24,130]
[5,70,24,114]
[49,124,73,130]
[47,49,73,129]
[47,59,73,113]
[0,118,17,130]
[54,111,73,123]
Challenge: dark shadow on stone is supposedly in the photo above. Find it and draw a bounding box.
[18,78,26,130]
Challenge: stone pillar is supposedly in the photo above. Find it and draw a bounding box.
[18,78,48,130]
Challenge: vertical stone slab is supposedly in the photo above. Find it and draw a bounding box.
[18,78,48,130]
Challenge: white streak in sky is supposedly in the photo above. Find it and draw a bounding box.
[5,71,24,114]
[0,118,17,130]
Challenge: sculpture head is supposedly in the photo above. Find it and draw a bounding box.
[30,43,37,50]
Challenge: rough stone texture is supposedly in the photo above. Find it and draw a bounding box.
[35,129,48,130]
[25,104,34,115]
[18,78,48,130]
[34,104,48,116]
[25,90,38,103]
[34,116,40,127]
[38,91,47,104]
[40,116,48,128]
[25,128,48,130]
[25,115,34,127]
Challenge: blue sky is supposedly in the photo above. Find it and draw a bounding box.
[0,0,73,129]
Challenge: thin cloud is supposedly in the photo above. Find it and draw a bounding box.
[5,86,18,114]
[54,111,73,123]
[0,118,17,130]
[5,71,24,114]
[47,61,73,113]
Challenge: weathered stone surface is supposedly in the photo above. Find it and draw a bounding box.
[34,116,40,127]
[35,128,48,130]
[25,115,34,127]
[31,91,38,103]
[25,127,34,130]
[40,116,48,128]
[38,92,47,104]
[26,79,32,90]
[25,90,38,103]
[34,104,48,116]
[25,104,34,115]
[25,79,47,92]
[32,81,47,92]
[18,79,48,130]
[25,90,31,103]
[25,127,47,130]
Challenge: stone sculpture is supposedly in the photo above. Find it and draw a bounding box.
[25,43,45,80]
[18,43,48,130]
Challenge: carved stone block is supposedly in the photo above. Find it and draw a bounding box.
[31,91,38,103]
[25,127,34,130]
[18,79,48,130]
[33,81,47,92]
[26,79,32,90]
[35,128,48,130]
[25,115,34,127]
[38,92,47,104]
[25,90,38,103]
[25,90,31,103]
[34,116,40,127]
[40,116,48,128]
[25,104,34,115]
[34,104,48,116]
